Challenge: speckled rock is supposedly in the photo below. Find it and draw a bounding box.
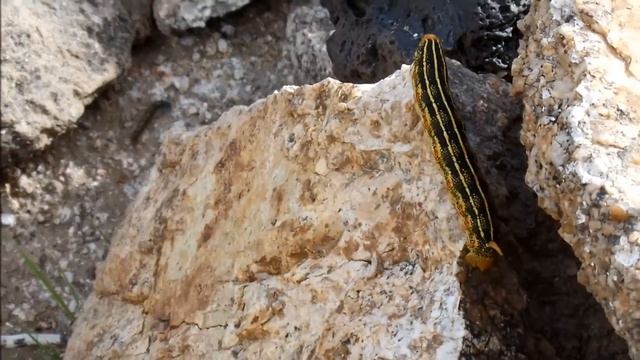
[512,0,640,357]
[321,0,530,83]
[153,0,252,35]
[0,0,144,166]
[283,5,334,84]
[65,62,530,358]
[123,1,155,44]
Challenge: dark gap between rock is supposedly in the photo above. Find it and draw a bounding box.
[458,114,630,359]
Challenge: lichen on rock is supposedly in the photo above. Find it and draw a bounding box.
[512,0,640,357]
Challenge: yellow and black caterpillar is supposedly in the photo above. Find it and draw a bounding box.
[411,34,503,271]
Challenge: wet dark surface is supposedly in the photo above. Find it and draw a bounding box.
[321,0,529,83]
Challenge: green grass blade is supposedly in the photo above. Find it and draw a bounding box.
[16,247,76,322]
[26,333,63,360]
[58,267,81,308]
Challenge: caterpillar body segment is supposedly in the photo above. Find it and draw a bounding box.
[411,34,503,271]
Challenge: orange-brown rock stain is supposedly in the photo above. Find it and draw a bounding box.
[237,302,283,342]
[244,219,343,279]
[609,204,631,222]
[299,178,318,206]
[145,262,219,327]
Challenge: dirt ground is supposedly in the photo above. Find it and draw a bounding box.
[1,1,310,357]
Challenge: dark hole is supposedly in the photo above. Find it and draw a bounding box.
[346,0,370,18]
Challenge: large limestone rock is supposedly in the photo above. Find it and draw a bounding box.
[512,0,640,356]
[65,63,527,358]
[0,0,143,165]
[153,0,253,35]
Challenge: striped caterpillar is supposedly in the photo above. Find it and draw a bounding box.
[411,34,503,271]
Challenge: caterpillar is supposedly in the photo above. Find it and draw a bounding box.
[411,34,503,271]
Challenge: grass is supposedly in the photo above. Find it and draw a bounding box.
[26,333,63,360]
[16,246,76,322]
[57,264,81,311]
[15,245,79,359]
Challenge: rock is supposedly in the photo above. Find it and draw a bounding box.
[283,5,334,84]
[153,0,252,35]
[122,0,155,44]
[66,62,529,358]
[1,213,16,227]
[220,23,236,37]
[171,76,190,93]
[0,0,142,166]
[217,38,229,54]
[512,0,640,357]
[320,0,530,83]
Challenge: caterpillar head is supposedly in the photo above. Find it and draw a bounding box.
[464,241,503,271]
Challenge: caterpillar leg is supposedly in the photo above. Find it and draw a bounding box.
[487,241,503,256]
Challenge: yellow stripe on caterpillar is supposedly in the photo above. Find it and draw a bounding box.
[411,34,503,271]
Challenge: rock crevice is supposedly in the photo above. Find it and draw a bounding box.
[513,0,640,357]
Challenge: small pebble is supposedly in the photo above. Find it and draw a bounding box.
[179,36,195,47]
[154,54,167,65]
[218,38,229,53]
[1,213,16,227]
[206,41,217,55]
[18,175,36,194]
[221,24,236,37]
[172,76,190,93]
[186,105,198,116]
[233,66,244,80]
[12,307,27,322]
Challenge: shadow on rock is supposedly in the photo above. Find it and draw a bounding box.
[449,62,630,359]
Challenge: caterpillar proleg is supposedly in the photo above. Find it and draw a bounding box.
[411,34,503,271]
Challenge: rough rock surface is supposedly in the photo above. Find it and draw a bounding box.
[63,50,631,357]
[1,3,336,359]
[2,0,631,357]
[512,0,640,357]
[0,0,143,165]
[283,5,334,84]
[123,1,155,43]
[153,0,253,35]
[65,63,529,358]
[321,0,530,83]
